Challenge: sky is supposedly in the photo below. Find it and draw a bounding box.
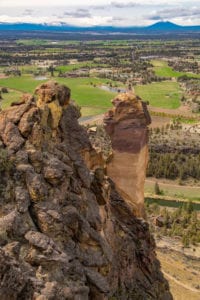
[0,0,199,27]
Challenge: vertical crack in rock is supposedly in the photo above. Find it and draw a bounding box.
[0,82,172,299]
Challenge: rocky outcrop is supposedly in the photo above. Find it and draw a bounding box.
[0,82,172,299]
[104,92,151,217]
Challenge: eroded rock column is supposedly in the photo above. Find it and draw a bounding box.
[104,92,151,217]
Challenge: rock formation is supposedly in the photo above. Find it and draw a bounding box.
[0,81,172,299]
[104,92,151,218]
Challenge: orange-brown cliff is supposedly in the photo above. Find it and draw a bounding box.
[0,82,172,299]
[104,92,151,217]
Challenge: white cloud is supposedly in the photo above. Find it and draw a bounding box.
[0,15,51,24]
[0,1,199,26]
[0,14,113,27]
[0,0,197,6]
[0,0,105,7]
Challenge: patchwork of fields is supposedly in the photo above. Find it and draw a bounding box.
[0,57,198,116]
[0,73,184,112]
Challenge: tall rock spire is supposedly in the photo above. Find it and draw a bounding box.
[104,92,151,217]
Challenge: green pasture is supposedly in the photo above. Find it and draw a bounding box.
[0,76,45,93]
[151,60,200,79]
[56,77,116,107]
[0,89,23,109]
[16,39,81,46]
[135,81,181,109]
[145,180,200,202]
[80,107,106,117]
[0,74,183,112]
[0,76,116,115]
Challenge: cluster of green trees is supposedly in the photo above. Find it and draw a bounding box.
[146,202,200,247]
[4,68,21,76]
[150,111,198,123]
[169,60,199,74]
[147,151,200,180]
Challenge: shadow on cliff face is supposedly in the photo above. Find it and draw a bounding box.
[0,82,172,300]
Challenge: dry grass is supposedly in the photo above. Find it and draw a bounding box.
[166,277,200,300]
[157,249,200,300]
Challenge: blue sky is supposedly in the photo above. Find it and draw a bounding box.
[0,0,199,26]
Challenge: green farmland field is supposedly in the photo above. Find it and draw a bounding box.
[145,180,200,202]
[151,60,200,78]
[56,77,116,108]
[135,81,182,109]
[0,89,23,109]
[0,76,45,93]
[0,75,183,112]
[16,39,81,46]
[0,76,116,116]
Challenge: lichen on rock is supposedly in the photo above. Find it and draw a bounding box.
[0,82,172,299]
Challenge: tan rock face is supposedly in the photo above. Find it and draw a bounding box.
[35,81,71,131]
[0,82,172,300]
[104,92,151,217]
[35,81,70,108]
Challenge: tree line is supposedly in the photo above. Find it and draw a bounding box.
[147,151,200,181]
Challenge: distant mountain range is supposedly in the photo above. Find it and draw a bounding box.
[147,21,200,31]
[0,21,199,33]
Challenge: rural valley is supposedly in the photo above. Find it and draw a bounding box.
[0,20,199,300]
